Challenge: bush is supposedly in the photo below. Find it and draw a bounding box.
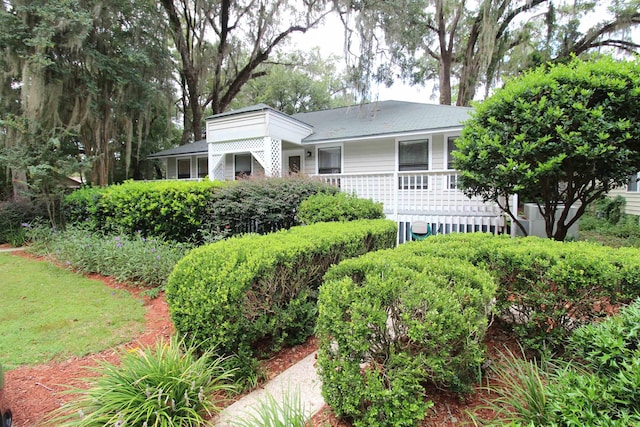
[317,249,496,426]
[296,192,384,224]
[63,180,225,242]
[204,176,338,236]
[399,233,640,352]
[0,200,48,245]
[49,335,236,427]
[166,219,397,384]
[30,226,191,288]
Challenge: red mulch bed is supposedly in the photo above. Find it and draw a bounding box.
[3,251,507,426]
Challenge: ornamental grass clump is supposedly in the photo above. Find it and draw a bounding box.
[49,335,237,427]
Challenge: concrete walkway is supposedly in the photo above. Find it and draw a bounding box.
[0,246,25,253]
[214,351,324,426]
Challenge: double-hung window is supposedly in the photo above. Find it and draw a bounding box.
[177,158,191,179]
[318,147,342,174]
[447,136,458,189]
[398,139,429,189]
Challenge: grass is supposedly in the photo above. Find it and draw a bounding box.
[0,253,146,369]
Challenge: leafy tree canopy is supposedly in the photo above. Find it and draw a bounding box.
[455,56,640,241]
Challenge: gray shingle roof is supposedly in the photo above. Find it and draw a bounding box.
[148,101,473,158]
[146,140,208,159]
[293,100,472,143]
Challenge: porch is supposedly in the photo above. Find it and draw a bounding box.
[313,171,511,243]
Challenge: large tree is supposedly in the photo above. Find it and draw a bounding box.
[161,0,333,143]
[0,0,175,191]
[454,56,640,241]
[338,0,640,106]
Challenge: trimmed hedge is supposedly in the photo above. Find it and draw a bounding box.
[317,249,496,426]
[165,219,397,380]
[204,176,338,236]
[398,233,640,351]
[296,192,384,224]
[63,180,225,242]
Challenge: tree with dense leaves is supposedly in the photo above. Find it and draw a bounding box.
[160,0,333,143]
[454,56,640,241]
[337,0,640,106]
[0,0,175,197]
[231,49,354,114]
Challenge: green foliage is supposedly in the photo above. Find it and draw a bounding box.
[296,192,384,224]
[204,176,338,236]
[0,253,145,369]
[456,56,640,240]
[231,388,311,427]
[402,232,640,352]
[30,225,191,288]
[0,200,48,244]
[317,249,496,426]
[63,180,225,242]
[166,219,397,385]
[580,209,640,248]
[49,335,237,427]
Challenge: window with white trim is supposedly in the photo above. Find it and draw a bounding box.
[398,139,429,189]
[447,136,458,189]
[628,172,640,192]
[197,157,208,178]
[318,147,341,174]
[177,158,191,179]
[235,154,252,178]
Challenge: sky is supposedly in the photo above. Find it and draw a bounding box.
[287,2,639,105]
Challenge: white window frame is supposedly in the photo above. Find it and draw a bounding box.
[176,157,192,179]
[234,153,253,178]
[445,133,460,190]
[628,172,640,192]
[396,137,431,190]
[316,144,344,175]
[196,156,208,179]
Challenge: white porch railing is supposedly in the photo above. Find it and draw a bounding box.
[314,171,509,241]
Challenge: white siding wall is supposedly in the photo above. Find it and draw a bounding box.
[609,186,640,216]
[343,139,395,174]
[431,134,445,171]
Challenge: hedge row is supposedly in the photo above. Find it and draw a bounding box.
[63,180,225,241]
[165,219,398,381]
[397,233,640,351]
[63,177,340,242]
[317,249,497,426]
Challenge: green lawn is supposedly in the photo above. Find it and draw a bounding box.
[0,253,146,369]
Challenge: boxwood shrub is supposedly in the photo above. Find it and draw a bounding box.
[63,180,226,242]
[296,192,384,224]
[165,219,397,380]
[399,233,640,351]
[317,249,496,427]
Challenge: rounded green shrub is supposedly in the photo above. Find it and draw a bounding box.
[166,219,397,382]
[317,249,497,426]
[399,233,640,352]
[296,192,384,224]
